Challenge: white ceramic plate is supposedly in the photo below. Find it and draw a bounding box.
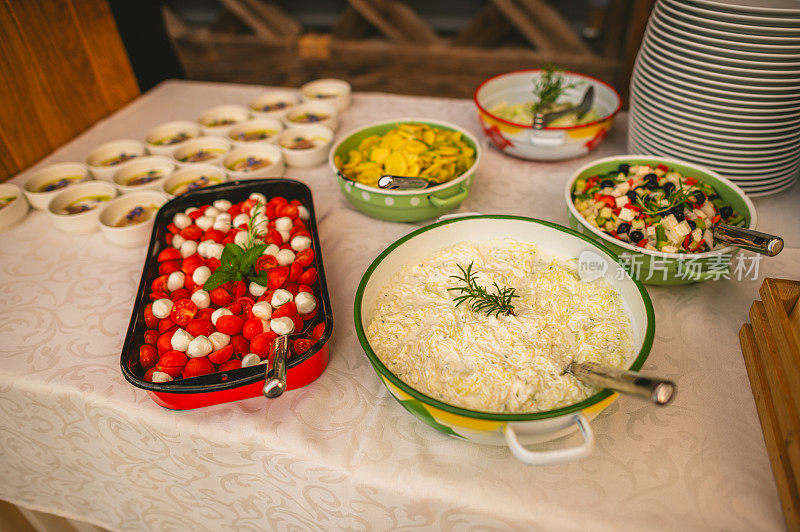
[687,0,800,15]
[657,0,800,37]
[663,0,800,26]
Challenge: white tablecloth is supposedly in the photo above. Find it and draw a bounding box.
[1,80,799,531]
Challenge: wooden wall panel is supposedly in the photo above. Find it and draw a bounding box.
[0,0,138,182]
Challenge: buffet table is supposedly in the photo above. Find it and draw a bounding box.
[1,80,799,531]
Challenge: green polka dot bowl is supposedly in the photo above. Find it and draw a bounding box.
[329,118,482,222]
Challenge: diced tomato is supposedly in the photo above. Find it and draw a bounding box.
[294,249,314,268]
[180,225,202,241]
[158,248,182,262]
[186,318,214,337]
[657,164,669,172]
[637,239,648,248]
[268,266,290,289]
[209,287,233,307]
[601,196,615,208]
[254,255,278,273]
[685,176,697,185]
[272,301,297,319]
[204,229,226,244]
[144,304,158,329]
[144,330,159,346]
[140,345,158,370]
[182,357,215,378]
[293,338,314,356]
[158,318,176,334]
[311,322,326,341]
[297,267,317,286]
[170,298,198,327]
[216,314,243,335]
[158,259,182,275]
[152,275,169,293]
[208,345,234,365]
[289,261,303,282]
[682,235,692,250]
[230,334,249,355]
[711,215,721,224]
[218,359,242,372]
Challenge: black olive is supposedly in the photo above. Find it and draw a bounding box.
[673,210,685,222]
[663,182,676,195]
[600,179,615,188]
[687,219,696,230]
[720,205,733,218]
[617,222,631,235]
[629,230,644,243]
[618,164,630,174]
[645,180,658,190]
[709,193,720,200]
[626,191,638,203]
[645,172,658,182]
[692,191,705,205]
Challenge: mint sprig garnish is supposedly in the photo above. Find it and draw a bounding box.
[203,201,270,292]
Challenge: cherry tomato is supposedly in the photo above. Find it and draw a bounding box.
[227,204,241,217]
[230,334,249,355]
[170,288,191,302]
[272,301,297,319]
[311,322,326,341]
[297,267,317,286]
[156,350,188,377]
[276,203,298,219]
[182,357,215,378]
[267,266,289,289]
[208,345,234,365]
[226,301,242,316]
[165,233,174,246]
[144,304,158,329]
[242,318,263,340]
[209,287,233,307]
[294,249,314,268]
[180,254,206,276]
[240,198,258,212]
[290,315,304,333]
[143,330,160,346]
[204,228,226,243]
[207,258,221,271]
[166,223,180,235]
[149,291,169,301]
[297,284,313,294]
[159,259,182,276]
[196,308,215,322]
[265,229,283,246]
[157,248,182,262]
[158,317,176,334]
[186,318,214,337]
[188,206,206,220]
[289,261,303,282]
[292,229,311,239]
[143,368,157,382]
[218,359,242,371]
[152,275,169,294]
[231,280,247,299]
[237,297,254,318]
[139,345,158,370]
[170,298,198,327]
[250,331,277,356]
[180,225,202,241]
[254,255,278,273]
[284,282,298,295]
[293,338,314,356]
[216,314,243,335]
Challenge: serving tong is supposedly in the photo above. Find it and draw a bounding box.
[564,361,676,406]
[533,86,595,130]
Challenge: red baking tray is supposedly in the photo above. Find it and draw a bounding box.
[120,178,333,409]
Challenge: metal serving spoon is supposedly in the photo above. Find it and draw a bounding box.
[712,223,783,256]
[337,170,434,190]
[564,361,676,406]
[533,85,595,130]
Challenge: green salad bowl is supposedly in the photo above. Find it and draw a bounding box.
[564,155,757,286]
[329,118,481,222]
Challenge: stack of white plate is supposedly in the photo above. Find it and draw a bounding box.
[628,0,800,196]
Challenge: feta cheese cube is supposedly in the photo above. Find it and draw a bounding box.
[618,208,636,222]
[691,228,703,241]
[661,214,678,230]
[615,196,629,208]
[614,182,631,195]
[674,221,692,237]
[646,225,656,237]
[661,245,678,253]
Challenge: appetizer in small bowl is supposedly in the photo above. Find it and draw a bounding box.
[249,90,301,118]
[281,102,338,131]
[23,162,91,210]
[86,140,146,181]
[99,190,168,247]
[197,104,251,136]
[162,165,228,198]
[173,136,231,168]
[145,121,203,156]
[113,156,175,194]
[278,125,333,168]
[47,181,117,234]
[228,118,283,147]
[0,183,29,232]
[300,78,352,111]
[223,144,284,179]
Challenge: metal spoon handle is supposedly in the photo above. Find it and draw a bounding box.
[377,174,431,190]
[263,335,288,398]
[533,86,594,129]
[568,361,675,405]
[713,223,783,256]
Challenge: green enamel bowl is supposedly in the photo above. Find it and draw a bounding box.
[354,215,655,464]
[329,118,482,222]
[565,155,757,286]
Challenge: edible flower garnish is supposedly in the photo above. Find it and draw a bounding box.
[448,261,518,317]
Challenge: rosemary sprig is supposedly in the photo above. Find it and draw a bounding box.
[634,186,692,216]
[531,63,579,114]
[447,262,518,317]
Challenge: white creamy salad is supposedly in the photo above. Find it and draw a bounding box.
[367,239,634,413]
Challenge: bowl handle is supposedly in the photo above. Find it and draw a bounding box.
[429,185,469,208]
[503,413,594,465]
[528,129,566,147]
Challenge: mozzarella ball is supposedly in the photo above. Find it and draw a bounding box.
[290,235,312,252]
[167,271,185,292]
[271,289,293,307]
[151,371,173,383]
[213,218,231,233]
[173,213,192,230]
[208,331,230,351]
[191,289,210,309]
[213,199,232,211]
[195,215,214,232]
[232,213,250,228]
[249,192,267,203]
[278,230,290,243]
[152,298,173,319]
[234,231,249,247]
[298,205,310,220]
[241,353,261,367]
[215,212,231,222]
[263,244,280,256]
[249,282,267,297]
[275,249,295,266]
[186,335,213,358]
[294,292,317,314]
[275,216,293,232]
[180,239,198,258]
[211,307,232,326]
[206,243,224,260]
[204,206,220,218]
[192,266,212,287]
[270,317,295,335]
[171,233,186,250]
[251,301,272,320]
[171,328,194,352]
[197,239,214,258]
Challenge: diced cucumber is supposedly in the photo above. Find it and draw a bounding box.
[600,207,613,218]
[695,219,706,230]
[596,216,607,226]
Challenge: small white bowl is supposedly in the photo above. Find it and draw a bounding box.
[23,162,92,210]
[197,105,251,136]
[227,118,283,147]
[145,121,203,156]
[0,183,30,232]
[98,190,168,247]
[249,90,301,118]
[278,125,333,167]
[47,181,117,234]
[112,156,175,194]
[86,140,146,181]
[300,78,352,111]
[162,165,228,198]
[173,136,231,168]
[222,144,284,179]
[281,102,338,131]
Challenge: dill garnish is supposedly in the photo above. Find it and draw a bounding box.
[634,187,691,216]
[447,262,518,317]
[531,63,579,114]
